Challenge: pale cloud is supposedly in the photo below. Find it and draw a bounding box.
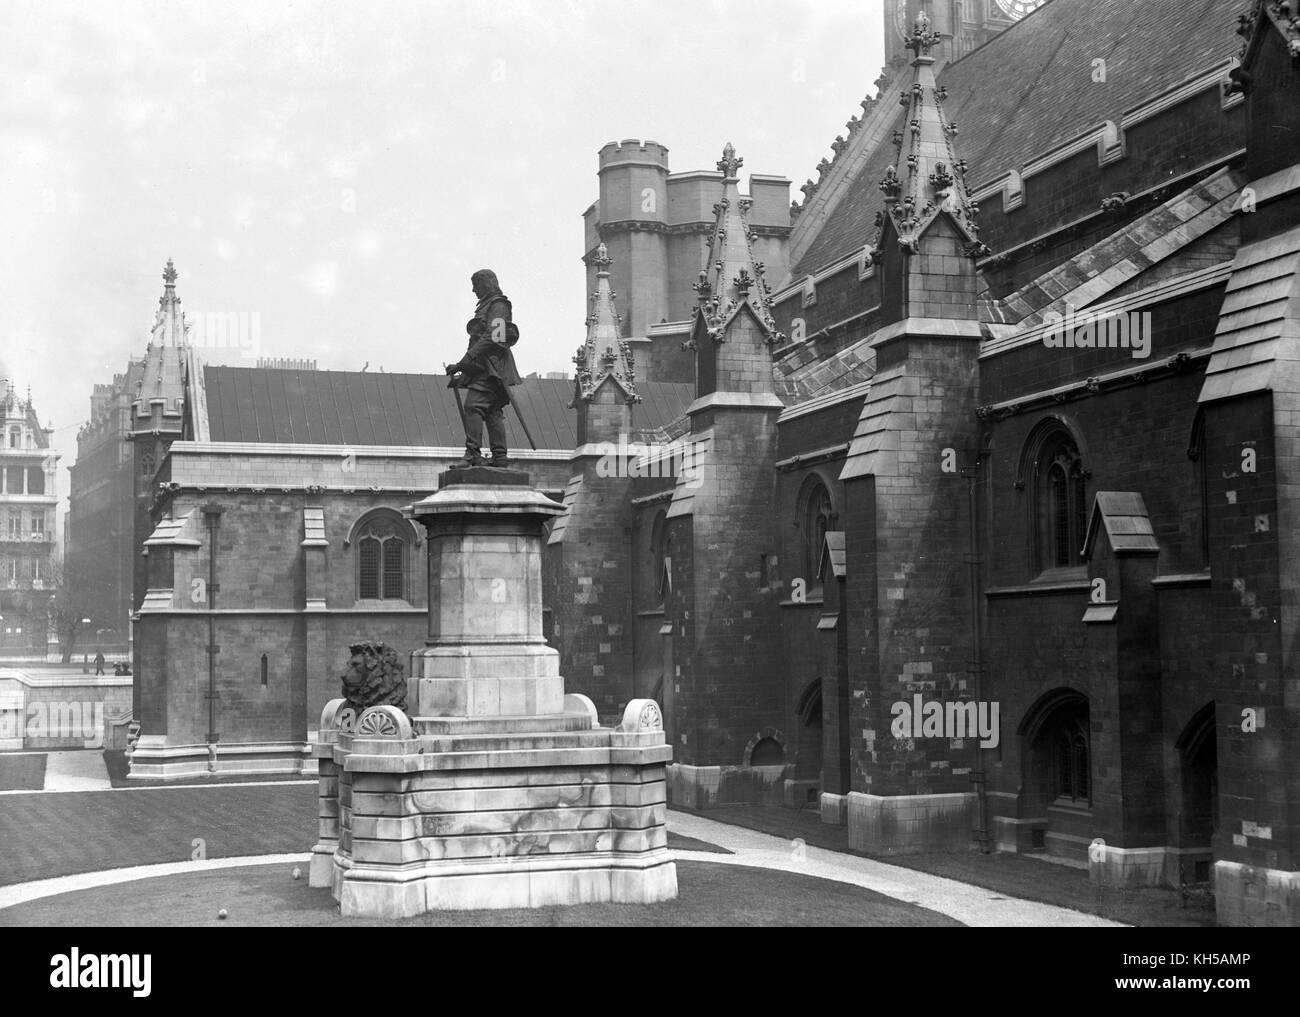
[355,231,381,259]
[301,261,339,296]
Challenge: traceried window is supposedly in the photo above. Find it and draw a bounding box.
[355,512,408,601]
[1030,428,1088,572]
[799,476,839,590]
[1056,723,1090,805]
[649,510,671,608]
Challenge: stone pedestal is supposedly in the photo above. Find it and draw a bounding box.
[309,468,676,916]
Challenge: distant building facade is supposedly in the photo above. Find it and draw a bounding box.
[0,366,60,661]
[66,259,189,657]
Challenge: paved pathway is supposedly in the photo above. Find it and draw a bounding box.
[41,751,113,791]
[666,812,1123,927]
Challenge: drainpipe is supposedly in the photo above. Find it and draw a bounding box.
[201,504,223,771]
[627,519,637,707]
[961,455,991,853]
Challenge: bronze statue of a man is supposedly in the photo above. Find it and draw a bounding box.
[446,268,522,467]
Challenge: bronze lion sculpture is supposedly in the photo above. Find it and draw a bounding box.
[340,641,408,713]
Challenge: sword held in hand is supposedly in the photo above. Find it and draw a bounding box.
[444,362,536,451]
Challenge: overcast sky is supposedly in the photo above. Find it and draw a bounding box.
[0,0,886,473]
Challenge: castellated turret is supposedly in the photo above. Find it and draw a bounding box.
[584,139,792,386]
[591,140,671,340]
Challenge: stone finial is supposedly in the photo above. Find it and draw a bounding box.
[152,257,186,347]
[905,10,940,57]
[716,141,744,178]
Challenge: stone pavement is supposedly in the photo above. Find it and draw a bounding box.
[667,811,1122,927]
[41,751,112,791]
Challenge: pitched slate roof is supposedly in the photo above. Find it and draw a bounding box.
[792,0,1251,278]
[1199,221,1300,403]
[1083,491,1159,558]
[989,167,1242,329]
[201,366,692,450]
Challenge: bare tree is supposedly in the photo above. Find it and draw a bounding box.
[46,556,94,664]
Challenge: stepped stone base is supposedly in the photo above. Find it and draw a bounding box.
[129,735,315,780]
[1215,860,1300,927]
[310,698,677,917]
[308,471,676,916]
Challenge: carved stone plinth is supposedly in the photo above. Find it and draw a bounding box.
[308,472,676,916]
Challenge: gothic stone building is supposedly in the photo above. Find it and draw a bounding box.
[550,0,1300,926]
[126,347,690,778]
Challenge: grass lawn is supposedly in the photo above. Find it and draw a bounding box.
[0,784,321,887]
[0,783,728,887]
[0,754,46,791]
[0,859,961,927]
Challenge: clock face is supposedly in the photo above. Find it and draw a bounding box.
[994,0,1047,19]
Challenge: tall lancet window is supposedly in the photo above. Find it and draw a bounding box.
[798,476,839,593]
[1025,424,1088,574]
[1046,450,1087,568]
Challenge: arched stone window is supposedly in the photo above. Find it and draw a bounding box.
[1024,423,1088,573]
[798,475,838,589]
[351,509,411,602]
[649,509,671,608]
[1020,689,1092,820]
[1056,723,1090,803]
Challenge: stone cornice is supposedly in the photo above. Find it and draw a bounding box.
[975,348,1211,422]
[686,391,785,416]
[777,381,873,424]
[165,441,572,459]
